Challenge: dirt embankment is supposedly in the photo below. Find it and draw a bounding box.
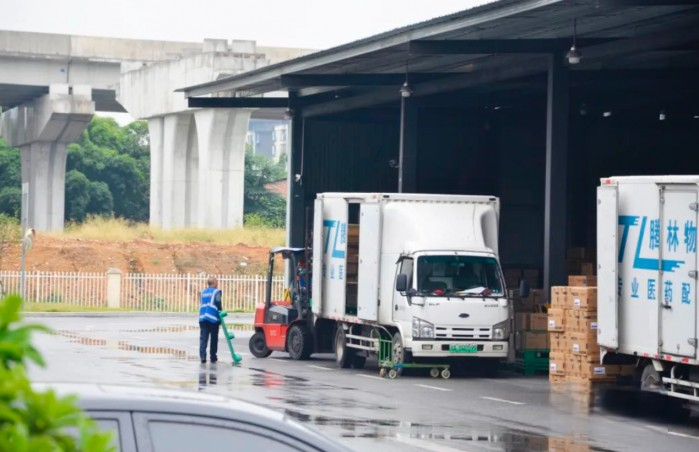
[0,237,271,275]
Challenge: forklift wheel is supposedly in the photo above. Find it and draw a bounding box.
[430,368,440,378]
[287,324,313,360]
[388,369,399,379]
[249,331,272,358]
[379,368,387,378]
[441,369,451,379]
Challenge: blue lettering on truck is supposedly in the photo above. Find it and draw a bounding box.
[618,215,694,306]
[323,219,346,281]
[618,216,684,271]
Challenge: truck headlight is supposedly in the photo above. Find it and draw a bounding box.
[412,317,434,339]
[493,319,509,340]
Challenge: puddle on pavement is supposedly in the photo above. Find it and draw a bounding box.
[51,330,200,360]
[282,409,599,451]
[120,323,253,333]
[549,380,696,425]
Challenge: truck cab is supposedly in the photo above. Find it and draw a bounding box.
[394,250,510,360]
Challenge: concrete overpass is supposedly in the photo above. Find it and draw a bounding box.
[0,30,314,231]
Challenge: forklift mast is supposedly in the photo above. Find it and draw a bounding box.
[265,247,312,325]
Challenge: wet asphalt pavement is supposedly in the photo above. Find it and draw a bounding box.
[27,314,699,451]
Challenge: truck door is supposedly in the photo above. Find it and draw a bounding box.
[357,202,380,321]
[660,187,698,358]
[311,199,324,316]
[311,197,349,317]
[597,184,619,349]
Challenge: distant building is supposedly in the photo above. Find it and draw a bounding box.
[246,119,289,162]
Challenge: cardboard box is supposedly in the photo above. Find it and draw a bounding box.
[619,364,636,377]
[580,262,596,276]
[568,336,600,358]
[515,313,530,332]
[530,288,545,305]
[567,287,597,311]
[567,275,597,287]
[549,352,566,376]
[549,332,566,352]
[551,286,567,308]
[547,308,565,332]
[580,363,619,380]
[530,313,548,331]
[572,319,598,336]
[521,331,549,350]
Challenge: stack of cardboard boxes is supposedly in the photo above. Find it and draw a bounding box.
[548,276,632,382]
[548,275,612,382]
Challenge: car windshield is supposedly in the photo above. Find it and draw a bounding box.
[416,255,504,297]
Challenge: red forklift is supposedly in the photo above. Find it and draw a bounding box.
[248,247,315,360]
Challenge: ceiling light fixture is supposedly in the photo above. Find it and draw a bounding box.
[659,110,666,121]
[400,80,412,98]
[566,18,582,65]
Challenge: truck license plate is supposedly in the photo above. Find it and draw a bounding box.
[449,344,477,353]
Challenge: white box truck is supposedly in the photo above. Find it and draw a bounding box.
[311,193,510,372]
[598,176,699,403]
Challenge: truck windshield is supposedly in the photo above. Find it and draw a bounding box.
[417,255,504,297]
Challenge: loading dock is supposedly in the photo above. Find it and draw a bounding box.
[181,0,699,298]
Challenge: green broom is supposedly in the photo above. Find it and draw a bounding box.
[219,311,242,364]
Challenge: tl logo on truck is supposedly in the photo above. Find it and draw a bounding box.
[618,216,685,271]
[323,220,346,259]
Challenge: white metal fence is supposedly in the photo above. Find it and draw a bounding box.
[0,271,285,312]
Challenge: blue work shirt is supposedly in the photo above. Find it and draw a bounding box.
[199,287,222,324]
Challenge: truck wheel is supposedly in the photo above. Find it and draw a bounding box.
[287,324,313,360]
[391,332,411,376]
[640,363,662,393]
[334,326,355,368]
[249,331,272,358]
[392,332,412,364]
[351,354,367,369]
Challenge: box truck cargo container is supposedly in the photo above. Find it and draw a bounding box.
[250,193,511,374]
[597,176,699,403]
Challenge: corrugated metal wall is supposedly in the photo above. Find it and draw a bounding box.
[303,117,400,197]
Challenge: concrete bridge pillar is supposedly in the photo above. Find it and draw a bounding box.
[0,84,94,231]
[147,109,250,229]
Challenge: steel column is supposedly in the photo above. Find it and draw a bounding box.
[398,97,418,193]
[287,92,306,248]
[543,54,569,298]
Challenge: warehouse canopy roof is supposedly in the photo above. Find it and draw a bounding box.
[180,0,699,116]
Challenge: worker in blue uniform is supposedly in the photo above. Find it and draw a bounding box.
[199,276,222,363]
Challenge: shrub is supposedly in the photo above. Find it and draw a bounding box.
[0,294,114,451]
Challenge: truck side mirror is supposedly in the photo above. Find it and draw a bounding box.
[519,279,530,299]
[395,274,408,292]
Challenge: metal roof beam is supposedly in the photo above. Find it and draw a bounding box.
[280,73,448,88]
[601,0,699,5]
[303,55,549,117]
[187,97,288,109]
[410,39,618,55]
[179,0,566,97]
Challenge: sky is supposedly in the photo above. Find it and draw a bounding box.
[0,0,490,50]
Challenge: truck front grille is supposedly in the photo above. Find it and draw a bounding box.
[435,326,492,340]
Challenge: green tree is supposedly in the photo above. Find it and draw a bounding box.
[243,149,286,228]
[0,294,114,451]
[0,138,21,220]
[66,117,149,222]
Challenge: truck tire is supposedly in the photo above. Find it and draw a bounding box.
[391,332,412,376]
[640,363,662,393]
[334,326,355,368]
[249,331,272,358]
[287,324,313,360]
